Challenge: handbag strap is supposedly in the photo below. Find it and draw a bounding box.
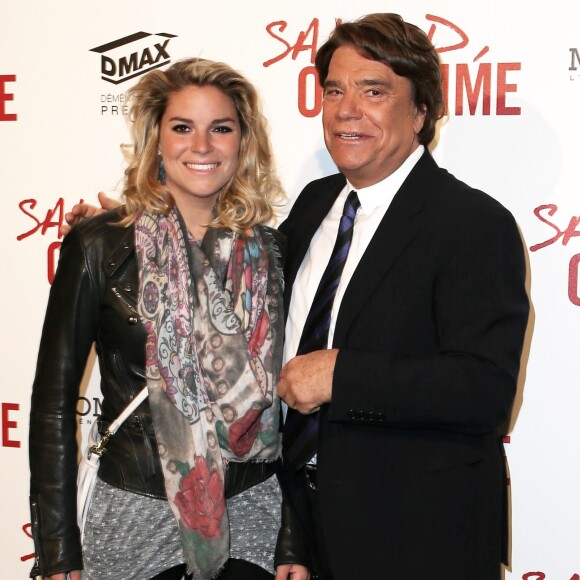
[108,386,149,434]
[89,386,148,457]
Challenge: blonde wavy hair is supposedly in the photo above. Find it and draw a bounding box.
[121,58,285,231]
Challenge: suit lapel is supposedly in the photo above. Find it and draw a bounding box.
[333,152,436,343]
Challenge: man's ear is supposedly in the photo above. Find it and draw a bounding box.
[413,103,427,136]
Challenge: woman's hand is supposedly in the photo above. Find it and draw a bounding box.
[275,563,310,580]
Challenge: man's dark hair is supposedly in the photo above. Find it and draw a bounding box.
[315,13,444,145]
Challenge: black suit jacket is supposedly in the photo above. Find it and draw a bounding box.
[279,151,529,580]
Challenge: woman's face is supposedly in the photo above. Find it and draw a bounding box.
[158,85,241,209]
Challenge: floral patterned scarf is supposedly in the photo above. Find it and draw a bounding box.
[135,207,283,579]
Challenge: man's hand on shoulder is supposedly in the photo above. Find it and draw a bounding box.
[59,191,120,236]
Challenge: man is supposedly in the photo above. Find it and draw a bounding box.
[63,13,528,580]
[276,13,528,580]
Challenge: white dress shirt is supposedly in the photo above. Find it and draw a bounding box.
[283,145,424,365]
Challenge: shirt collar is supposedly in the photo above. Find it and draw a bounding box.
[346,145,425,214]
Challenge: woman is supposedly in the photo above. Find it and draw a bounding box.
[29,58,310,580]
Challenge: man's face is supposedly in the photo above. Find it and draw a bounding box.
[322,45,426,189]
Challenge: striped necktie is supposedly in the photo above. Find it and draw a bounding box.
[284,190,360,469]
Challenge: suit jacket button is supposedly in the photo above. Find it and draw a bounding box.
[127,316,138,325]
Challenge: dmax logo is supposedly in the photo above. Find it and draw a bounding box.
[569,48,580,70]
[90,31,177,85]
[569,48,580,80]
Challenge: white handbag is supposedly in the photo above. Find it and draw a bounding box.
[77,386,149,542]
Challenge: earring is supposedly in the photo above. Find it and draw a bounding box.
[157,145,165,182]
[158,159,166,183]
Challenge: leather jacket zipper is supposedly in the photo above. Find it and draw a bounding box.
[29,499,42,578]
[111,286,138,314]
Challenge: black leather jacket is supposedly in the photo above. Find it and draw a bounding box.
[29,208,310,577]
